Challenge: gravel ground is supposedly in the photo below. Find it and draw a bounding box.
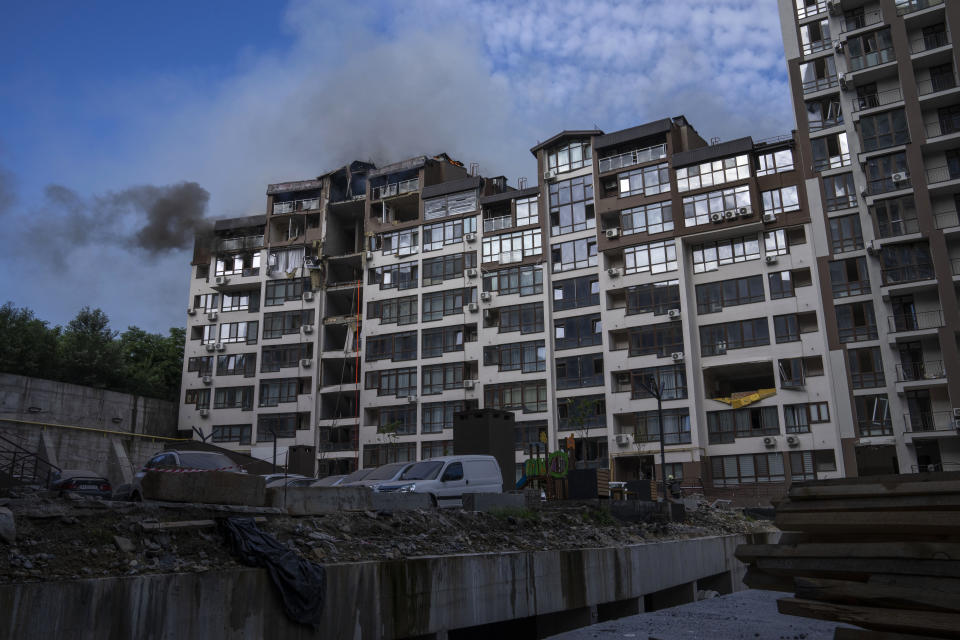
[546,589,855,640]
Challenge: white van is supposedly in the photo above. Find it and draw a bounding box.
[373,455,502,507]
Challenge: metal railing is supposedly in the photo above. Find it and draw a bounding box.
[857,420,894,437]
[926,117,960,138]
[842,11,883,33]
[809,117,844,132]
[483,215,512,232]
[803,76,839,94]
[272,197,321,215]
[910,31,949,54]
[926,165,960,184]
[633,431,693,445]
[918,76,957,96]
[853,88,902,112]
[597,144,667,174]
[802,39,833,56]
[934,210,960,228]
[896,0,944,16]
[849,48,896,72]
[896,360,945,382]
[813,152,852,171]
[876,216,919,239]
[852,372,886,389]
[903,411,954,432]
[216,235,264,252]
[913,462,960,473]
[0,433,61,488]
[888,309,944,332]
[881,263,935,285]
[374,178,419,200]
[866,175,911,195]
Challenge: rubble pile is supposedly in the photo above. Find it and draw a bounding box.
[0,490,773,584]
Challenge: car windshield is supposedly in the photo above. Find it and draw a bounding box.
[365,463,408,480]
[177,452,235,470]
[341,468,373,483]
[400,461,443,480]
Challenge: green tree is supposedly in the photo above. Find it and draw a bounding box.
[57,306,121,389]
[0,302,60,379]
[118,326,185,400]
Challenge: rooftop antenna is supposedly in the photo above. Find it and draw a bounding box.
[470,162,479,176]
[518,177,528,189]
[710,136,721,145]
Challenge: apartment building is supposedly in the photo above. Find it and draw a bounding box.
[780,0,960,474]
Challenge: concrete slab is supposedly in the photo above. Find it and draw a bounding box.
[461,493,527,512]
[139,471,265,507]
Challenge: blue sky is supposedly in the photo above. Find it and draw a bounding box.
[0,0,795,333]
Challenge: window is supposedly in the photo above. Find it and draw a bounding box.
[216,252,260,277]
[187,356,213,377]
[764,229,789,257]
[779,356,823,389]
[829,215,864,253]
[633,408,691,445]
[260,343,312,372]
[626,324,684,358]
[212,424,251,445]
[625,280,680,316]
[789,450,829,480]
[849,347,885,388]
[482,229,542,263]
[368,296,417,326]
[830,257,871,298]
[516,196,538,226]
[756,149,795,175]
[193,293,219,312]
[214,386,254,410]
[365,331,417,362]
[805,96,842,131]
[700,319,769,356]
[551,238,598,272]
[267,247,304,273]
[768,270,799,299]
[692,234,760,273]
[859,109,909,152]
[259,378,307,407]
[422,252,476,286]
[422,217,477,251]
[495,302,544,334]
[762,186,800,216]
[378,229,419,256]
[880,242,933,284]
[617,163,670,197]
[482,265,543,296]
[369,261,419,290]
[484,340,546,373]
[221,290,259,312]
[682,185,751,226]
[677,155,750,193]
[264,278,308,306]
[626,364,687,400]
[365,367,417,397]
[811,132,850,170]
[847,27,894,71]
[555,353,604,389]
[378,405,418,436]
[554,313,602,350]
[865,152,909,195]
[421,440,454,460]
[823,173,857,211]
[421,401,468,434]
[557,395,606,430]
[217,353,256,377]
[363,442,417,467]
[553,275,599,311]
[196,263,210,279]
[618,201,673,236]
[708,407,779,444]
[836,301,878,342]
[784,403,829,434]
[547,140,592,173]
[515,420,548,453]
[194,324,217,344]
[423,189,478,220]
[695,275,764,314]
[855,394,892,436]
[549,175,595,235]
[624,240,678,275]
[800,56,838,93]
[800,18,831,54]
[422,363,465,395]
[184,388,210,409]
[872,196,918,239]
[422,288,474,322]
[422,325,468,358]
[256,412,309,441]
[484,380,548,413]
[711,453,785,486]
[773,313,817,343]
[218,321,259,344]
[263,310,314,339]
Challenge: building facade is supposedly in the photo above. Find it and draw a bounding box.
[780,0,960,474]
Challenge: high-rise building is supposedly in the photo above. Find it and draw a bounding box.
[780,0,960,474]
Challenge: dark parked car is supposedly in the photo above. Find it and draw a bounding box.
[130,450,243,501]
[50,469,112,499]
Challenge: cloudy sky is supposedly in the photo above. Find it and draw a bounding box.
[0,0,795,333]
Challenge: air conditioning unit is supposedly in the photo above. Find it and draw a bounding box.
[198,409,209,418]
[543,169,557,181]
[463,232,477,243]
[215,276,229,286]
[202,375,212,385]
[207,310,218,321]
[891,172,907,184]
[468,302,479,313]
[301,324,314,334]
[205,343,216,353]
[300,358,312,368]
[834,40,844,54]
[463,380,475,390]
[607,267,621,278]
[605,228,620,239]
[762,436,777,448]
[671,351,685,362]
[839,75,848,90]
[710,212,725,223]
[828,0,842,15]
[466,268,478,278]
[187,308,196,316]
[615,434,630,446]
[303,291,314,302]
[842,73,853,89]
[667,308,681,320]
[365,251,374,261]
[765,255,778,265]
[724,210,738,220]
[214,343,225,352]
[739,206,753,217]
[762,213,777,224]
[407,395,418,404]
[480,291,492,302]
[786,435,800,448]
[866,240,878,256]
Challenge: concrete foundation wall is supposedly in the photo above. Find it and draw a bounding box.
[0,533,769,640]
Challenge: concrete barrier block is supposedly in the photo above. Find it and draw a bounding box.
[462,493,526,512]
[369,492,433,512]
[140,471,265,507]
[268,486,374,515]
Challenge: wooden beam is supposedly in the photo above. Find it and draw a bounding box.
[777,598,960,637]
[794,577,960,613]
[775,511,960,535]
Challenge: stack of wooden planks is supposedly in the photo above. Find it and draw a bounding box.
[735,471,960,640]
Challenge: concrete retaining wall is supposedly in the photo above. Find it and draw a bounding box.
[140,471,266,507]
[0,533,770,640]
[266,486,433,513]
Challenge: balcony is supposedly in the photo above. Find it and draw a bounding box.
[888,310,944,332]
[866,175,912,196]
[911,31,950,55]
[925,115,960,141]
[896,360,945,382]
[857,420,894,437]
[876,215,919,239]
[918,76,957,97]
[803,76,839,94]
[934,209,960,229]
[896,0,944,16]
[842,10,883,33]
[802,38,832,56]
[597,144,667,174]
[796,1,827,20]
[853,88,903,113]
[633,430,692,446]
[926,165,960,185]
[373,178,419,200]
[903,411,955,433]
[483,215,512,233]
[273,197,321,215]
[952,259,960,276]
[216,235,264,252]
[881,263,935,285]
[849,48,896,73]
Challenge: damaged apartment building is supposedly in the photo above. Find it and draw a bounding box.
[180,0,960,487]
